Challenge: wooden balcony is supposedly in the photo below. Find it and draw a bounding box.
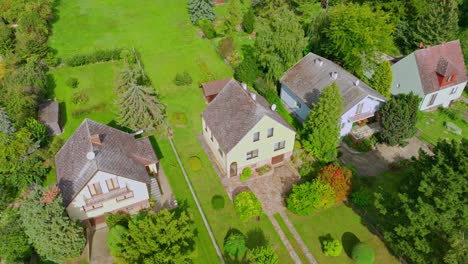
[348,112,375,123]
[85,186,132,207]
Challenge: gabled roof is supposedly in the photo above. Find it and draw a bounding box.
[38,100,62,135]
[413,40,468,94]
[280,53,386,113]
[55,119,157,206]
[202,79,294,153]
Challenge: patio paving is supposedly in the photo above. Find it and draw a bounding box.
[154,166,178,211]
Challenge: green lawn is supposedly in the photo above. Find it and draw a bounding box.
[287,204,400,264]
[273,213,309,263]
[49,0,291,262]
[416,102,468,145]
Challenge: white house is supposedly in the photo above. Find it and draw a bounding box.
[202,79,296,177]
[280,53,387,136]
[55,119,161,229]
[391,40,467,110]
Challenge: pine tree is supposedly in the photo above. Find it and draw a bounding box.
[187,0,215,25]
[301,83,344,162]
[20,186,85,263]
[116,84,166,131]
[370,61,392,98]
[0,107,15,134]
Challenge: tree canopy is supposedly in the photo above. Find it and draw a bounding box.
[287,179,336,216]
[370,61,392,98]
[234,191,263,222]
[187,0,215,25]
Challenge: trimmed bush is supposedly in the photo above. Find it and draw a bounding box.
[188,156,202,171]
[242,9,255,34]
[65,49,122,66]
[240,167,252,182]
[211,195,225,210]
[234,191,263,222]
[105,213,129,228]
[71,90,89,105]
[323,238,342,257]
[224,232,247,258]
[256,165,271,176]
[173,71,193,86]
[350,189,373,208]
[287,179,336,215]
[352,243,375,264]
[65,77,79,88]
[198,19,216,39]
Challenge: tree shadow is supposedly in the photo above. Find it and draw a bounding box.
[107,120,132,133]
[59,101,67,129]
[318,233,333,252]
[44,73,56,99]
[342,232,360,258]
[246,227,268,249]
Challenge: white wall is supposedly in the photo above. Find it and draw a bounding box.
[419,82,467,110]
[202,117,227,171]
[66,171,150,221]
[340,96,385,136]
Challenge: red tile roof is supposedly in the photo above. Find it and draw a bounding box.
[414,40,468,94]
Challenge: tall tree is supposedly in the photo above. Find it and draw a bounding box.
[20,186,85,263]
[378,93,420,146]
[291,0,322,26]
[187,0,215,24]
[301,83,343,162]
[310,3,395,77]
[375,139,468,263]
[255,5,307,80]
[226,0,242,32]
[116,84,166,131]
[0,208,33,263]
[370,61,392,98]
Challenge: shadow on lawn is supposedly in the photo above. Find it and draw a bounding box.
[342,232,360,258]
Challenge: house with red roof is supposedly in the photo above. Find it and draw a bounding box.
[391,40,467,111]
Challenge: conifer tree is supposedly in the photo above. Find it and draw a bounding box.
[187,0,215,25]
[0,107,15,134]
[116,84,165,131]
[301,83,343,162]
[370,61,392,98]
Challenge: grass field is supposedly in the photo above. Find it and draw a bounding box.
[49,0,291,262]
[273,213,309,263]
[287,205,400,264]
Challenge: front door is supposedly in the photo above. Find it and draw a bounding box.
[272,154,284,165]
[230,162,237,177]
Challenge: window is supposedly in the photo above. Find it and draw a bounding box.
[355,103,364,115]
[246,149,259,160]
[450,87,458,95]
[428,94,437,106]
[274,141,286,151]
[296,101,302,108]
[218,148,223,157]
[88,183,102,196]
[341,123,345,129]
[253,132,260,142]
[267,128,274,138]
[106,178,120,191]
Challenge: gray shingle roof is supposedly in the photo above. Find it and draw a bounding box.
[55,119,157,206]
[38,100,62,136]
[280,53,386,112]
[202,79,294,153]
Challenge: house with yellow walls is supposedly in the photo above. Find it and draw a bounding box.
[201,79,296,177]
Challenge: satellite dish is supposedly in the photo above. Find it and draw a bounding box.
[86,151,95,160]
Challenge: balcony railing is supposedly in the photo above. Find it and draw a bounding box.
[85,186,132,206]
[348,112,375,123]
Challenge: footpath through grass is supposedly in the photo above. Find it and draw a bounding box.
[49,0,291,262]
[273,213,309,263]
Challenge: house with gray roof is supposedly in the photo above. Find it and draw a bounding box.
[38,100,62,136]
[391,40,467,111]
[202,79,296,177]
[55,119,162,228]
[280,53,387,136]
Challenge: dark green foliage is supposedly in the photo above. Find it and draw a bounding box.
[0,208,33,263]
[460,28,468,67]
[375,140,467,264]
[105,212,129,228]
[291,0,322,26]
[173,71,193,86]
[460,0,468,28]
[25,118,48,145]
[350,189,373,208]
[65,77,79,88]
[248,246,279,264]
[370,61,392,98]
[239,167,253,182]
[378,93,420,146]
[187,0,215,24]
[224,231,247,258]
[226,0,242,32]
[301,83,343,162]
[255,5,307,80]
[342,135,375,153]
[287,179,336,215]
[107,209,195,263]
[352,242,375,264]
[234,191,263,222]
[242,9,255,34]
[64,49,122,66]
[3,60,47,96]
[234,45,261,85]
[198,19,216,39]
[211,195,225,210]
[20,186,86,263]
[71,90,90,105]
[0,20,14,55]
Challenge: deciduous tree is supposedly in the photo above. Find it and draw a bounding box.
[248,246,279,264]
[370,61,392,98]
[0,208,33,264]
[226,0,242,32]
[287,179,336,215]
[224,231,247,258]
[234,191,263,222]
[317,164,352,203]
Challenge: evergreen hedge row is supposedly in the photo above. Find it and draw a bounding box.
[65,49,122,66]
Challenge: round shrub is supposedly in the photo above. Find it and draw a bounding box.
[188,156,202,171]
[173,71,193,86]
[323,238,342,257]
[224,231,247,257]
[234,191,262,222]
[211,195,225,210]
[66,77,79,88]
[352,242,375,264]
[239,167,252,182]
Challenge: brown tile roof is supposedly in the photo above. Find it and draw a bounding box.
[38,100,62,135]
[202,79,294,153]
[280,53,386,113]
[201,78,232,97]
[55,119,157,206]
[414,40,468,94]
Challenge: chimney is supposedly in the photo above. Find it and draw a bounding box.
[314,58,323,66]
[271,104,277,111]
[86,151,96,161]
[90,134,101,145]
[330,72,338,80]
[241,83,247,90]
[130,129,144,136]
[251,93,256,101]
[354,80,360,86]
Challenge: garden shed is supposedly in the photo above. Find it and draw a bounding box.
[38,100,63,136]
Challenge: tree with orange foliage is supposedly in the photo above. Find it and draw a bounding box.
[317,164,352,203]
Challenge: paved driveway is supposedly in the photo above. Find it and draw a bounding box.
[90,228,113,264]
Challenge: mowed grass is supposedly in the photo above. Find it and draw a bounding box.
[287,204,400,264]
[273,213,309,263]
[49,0,292,262]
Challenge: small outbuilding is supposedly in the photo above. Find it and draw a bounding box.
[38,100,62,136]
[200,78,232,103]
